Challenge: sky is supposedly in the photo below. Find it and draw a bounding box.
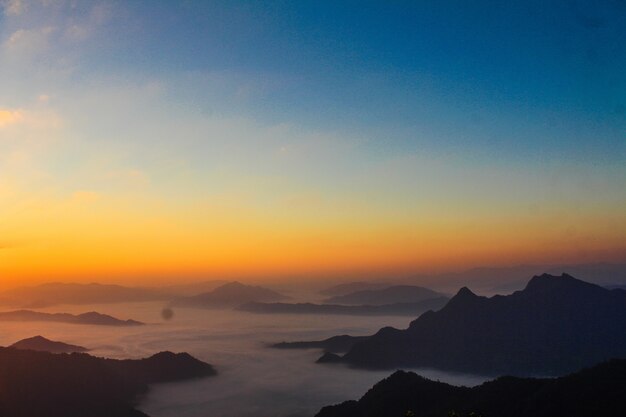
[0,0,625,288]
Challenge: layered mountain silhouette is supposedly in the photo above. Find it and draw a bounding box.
[240,297,448,316]
[0,347,216,417]
[273,335,369,353]
[10,335,88,353]
[315,274,626,376]
[0,282,166,308]
[315,359,626,417]
[319,282,393,297]
[0,310,144,326]
[171,281,289,308]
[324,285,444,305]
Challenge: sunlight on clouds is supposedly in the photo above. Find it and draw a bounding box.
[0,109,23,127]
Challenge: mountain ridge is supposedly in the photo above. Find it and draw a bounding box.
[321,273,626,376]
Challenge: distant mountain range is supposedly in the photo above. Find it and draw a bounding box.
[403,262,626,294]
[319,263,626,296]
[0,282,166,308]
[0,310,144,326]
[315,359,626,417]
[0,280,230,308]
[0,348,215,417]
[171,281,289,308]
[299,274,626,376]
[10,336,88,353]
[319,282,393,297]
[273,335,368,353]
[324,285,445,305]
[243,297,449,316]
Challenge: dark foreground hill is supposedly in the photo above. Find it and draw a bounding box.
[240,297,448,317]
[319,273,626,376]
[316,359,626,417]
[171,281,289,308]
[0,347,216,417]
[10,335,88,353]
[0,309,144,326]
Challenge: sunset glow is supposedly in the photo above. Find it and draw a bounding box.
[1,1,624,288]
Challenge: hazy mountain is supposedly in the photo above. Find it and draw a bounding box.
[319,274,626,376]
[0,348,215,417]
[0,282,166,308]
[319,282,394,297]
[10,336,88,353]
[403,263,626,295]
[171,281,289,308]
[157,280,230,296]
[0,310,144,326]
[273,335,368,354]
[316,359,626,417]
[244,297,449,316]
[324,285,444,306]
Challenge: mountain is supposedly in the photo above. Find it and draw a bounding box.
[171,281,289,308]
[402,263,626,295]
[273,335,369,353]
[0,347,215,417]
[315,359,626,417]
[323,274,626,376]
[319,282,393,297]
[10,336,88,353]
[240,297,448,316]
[158,280,230,296]
[324,285,444,305]
[0,282,166,308]
[0,310,144,326]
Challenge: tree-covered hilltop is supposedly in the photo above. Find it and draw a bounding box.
[0,347,216,417]
[316,359,626,417]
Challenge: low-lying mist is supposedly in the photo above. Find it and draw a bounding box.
[0,302,487,417]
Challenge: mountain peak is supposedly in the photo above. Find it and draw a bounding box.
[10,335,88,353]
[456,286,476,297]
[523,273,598,294]
[442,286,480,310]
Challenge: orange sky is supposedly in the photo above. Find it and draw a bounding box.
[1,1,625,290]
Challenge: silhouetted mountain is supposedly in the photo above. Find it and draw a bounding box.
[171,281,289,308]
[10,336,88,353]
[319,282,393,297]
[0,282,166,308]
[324,274,626,376]
[0,309,144,326]
[324,285,444,305]
[240,297,449,316]
[402,263,626,295]
[0,347,215,417]
[158,280,230,296]
[273,335,368,353]
[316,359,626,417]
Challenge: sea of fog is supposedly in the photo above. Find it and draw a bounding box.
[0,302,488,417]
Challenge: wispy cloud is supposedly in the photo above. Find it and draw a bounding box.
[2,0,26,16]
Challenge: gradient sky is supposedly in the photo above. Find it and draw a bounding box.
[0,0,625,288]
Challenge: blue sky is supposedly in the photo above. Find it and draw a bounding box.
[117,1,626,157]
[0,0,625,283]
